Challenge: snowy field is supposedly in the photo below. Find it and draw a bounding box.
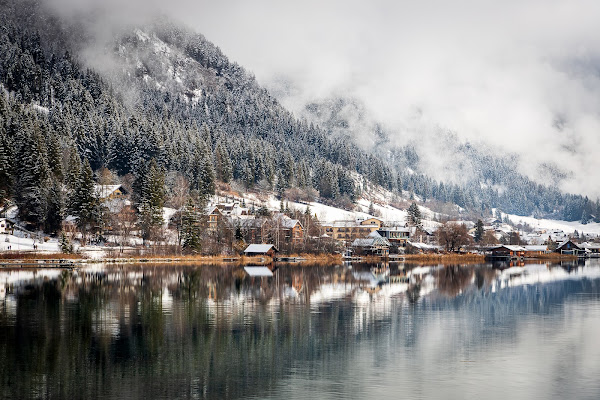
[503,212,600,236]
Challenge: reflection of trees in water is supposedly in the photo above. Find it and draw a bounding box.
[4,263,594,399]
[0,264,366,400]
[435,265,475,297]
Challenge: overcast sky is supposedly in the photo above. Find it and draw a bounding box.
[47,0,600,198]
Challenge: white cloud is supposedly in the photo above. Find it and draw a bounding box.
[45,0,600,197]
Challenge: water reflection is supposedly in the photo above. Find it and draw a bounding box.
[1,261,600,399]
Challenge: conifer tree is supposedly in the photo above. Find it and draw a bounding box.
[71,159,100,243]
[138,160,166,242]
[407,202,423,229]
[474,219,484,243]
[181,198,201,253]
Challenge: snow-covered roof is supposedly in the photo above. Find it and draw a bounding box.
[94,184,127,199]
[490,245,527,251]
[556,240,582,250]
[244,266,273,277]
[523,245,548,251]
[244,244,278,254]
[352,236,390,248]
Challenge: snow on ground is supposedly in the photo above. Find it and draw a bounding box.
[502,212,600,236]
[0,233,59,252]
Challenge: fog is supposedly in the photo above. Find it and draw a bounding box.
[45,0,600,197]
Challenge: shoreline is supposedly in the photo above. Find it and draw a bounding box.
[0,252,582,268]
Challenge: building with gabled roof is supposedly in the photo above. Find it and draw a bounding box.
[94,184,128,201]
[351,231,390,256]
[555,240,584,257]
[244,244,279,257]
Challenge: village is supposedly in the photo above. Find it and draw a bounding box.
[1,183,599,262]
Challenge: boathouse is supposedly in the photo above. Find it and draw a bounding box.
[488,245,526,259]
[243,244,279,257]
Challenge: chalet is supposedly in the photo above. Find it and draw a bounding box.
[205,206,224,231]
[277,216,304,244]
[555,240,584,257]
[0,218,14,234]
[94,184,128,201]
[244,244,279,257]
[377,227,410,245]
[322,218,383,243]
[351,231,390,257]
[237,217,270,244]
[488,245,527,259]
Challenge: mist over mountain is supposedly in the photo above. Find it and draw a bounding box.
[0,0,599,229]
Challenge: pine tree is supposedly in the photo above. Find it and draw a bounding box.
[407,202,422,229]
[180,198,201,253]
[138,160,166,242]
[474,219,484,243]
[70,159,100,243]
[59,231,73,253]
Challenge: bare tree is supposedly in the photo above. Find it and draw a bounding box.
[436,222,472,252]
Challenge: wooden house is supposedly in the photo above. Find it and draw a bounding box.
[94,184,129,201]
[523,245,549,256]
[351,231,390,257]
[555,240,584,257]
[488,245,526,259]
[244,244,279,257]
[205,206,224,232]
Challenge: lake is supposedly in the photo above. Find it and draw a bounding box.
[1,260,600,399]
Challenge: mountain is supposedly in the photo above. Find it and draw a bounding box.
[0,0,598,232]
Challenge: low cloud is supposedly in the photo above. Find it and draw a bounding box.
[44,0,600,198]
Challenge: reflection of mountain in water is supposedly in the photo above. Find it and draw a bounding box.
[0,261,599,399]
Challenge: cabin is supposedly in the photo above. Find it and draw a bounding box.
[94,184,129,201]
[555,240,584,257]
[351,232,390,257]
[488,245,526,259]
[244,244,279,257]
[0,218,14,234]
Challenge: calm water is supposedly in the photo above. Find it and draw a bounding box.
[1,260,600,399]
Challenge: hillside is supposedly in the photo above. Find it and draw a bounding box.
[0,0,598,237]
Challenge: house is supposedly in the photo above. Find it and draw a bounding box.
[244,244,279,257]
[581,242,600,256]
[555,240,584,257]
[487,245,527,259]
[322,218,383,244]
[351,231,390,257]
[236,217,270,244]
[0,218,14,234]
[94,184,129,201]
[205,206,224,232]
[277,216,304,244]
[376,227,410,246]
[523,245,549,256]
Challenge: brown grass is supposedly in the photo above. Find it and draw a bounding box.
[0,252,83,260]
